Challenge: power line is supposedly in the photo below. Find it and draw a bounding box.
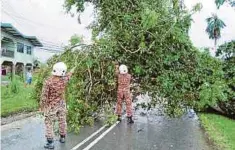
[1,3,66,53]
[40,42,63,47]
[1,1,90,45]
[2,7,79,31]
[39,40,64,47]
[2,1,56,28]
[2,8,82,46]
[2,1,24,17]
[2,10,67,48]
[1,9,25,29]
[36,47,64,53]
[1,1,27,27]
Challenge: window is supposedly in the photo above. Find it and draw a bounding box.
[17,43,24,53]
[26,46,32,55]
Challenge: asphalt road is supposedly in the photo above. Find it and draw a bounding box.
[1,110,211,150]
[90,115,211,150]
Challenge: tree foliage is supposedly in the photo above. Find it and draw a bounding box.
[33,0,233,132]
[63,0,228,114]
[216,41,235,117]
[195,50,228,110]
[69,34,84,46]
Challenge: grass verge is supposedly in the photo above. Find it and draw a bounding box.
[1,82,38,117]
[199,113,235,150]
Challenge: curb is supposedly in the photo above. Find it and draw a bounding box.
[1,111,40,125]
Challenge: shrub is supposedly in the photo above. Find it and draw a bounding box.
[216,40,235,117]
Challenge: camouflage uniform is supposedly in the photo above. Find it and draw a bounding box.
[40,74,71,139]
[116,73,132,117]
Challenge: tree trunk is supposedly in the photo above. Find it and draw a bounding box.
[214,38,217,53]
[180,0,184,10]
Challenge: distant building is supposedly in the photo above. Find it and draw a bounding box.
[1,23,42,78]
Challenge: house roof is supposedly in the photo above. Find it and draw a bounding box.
[1,23,43,47]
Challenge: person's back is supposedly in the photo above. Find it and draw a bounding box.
[43,75,70,107]
[40,62,75,149]
[118,73,131,90]
[116,64,134,124]
[27,71,32,79]
[26,70,32,85]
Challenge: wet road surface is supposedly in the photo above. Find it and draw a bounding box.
[90,115,210,150]
[1,111,211,150]
[1,115,103,150]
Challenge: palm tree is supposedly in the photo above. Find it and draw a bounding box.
[205,14,226,52]
[215,0,226,8]
[215,0,235,8]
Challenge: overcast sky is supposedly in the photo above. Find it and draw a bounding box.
[185,0,235,48]
[1,0,94,45]
[1,0,235,47]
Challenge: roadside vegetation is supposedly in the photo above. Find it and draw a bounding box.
[1,75,38,117]
[200,113,235,150]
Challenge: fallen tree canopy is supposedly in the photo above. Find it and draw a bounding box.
[33,0,233,132]
[216,40,235,118]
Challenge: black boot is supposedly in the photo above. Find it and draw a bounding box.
[59,135,66,143]
[117,115,122,121]
[44,138,54,149]
[127,116,134,124]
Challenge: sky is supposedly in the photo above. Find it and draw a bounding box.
[1,0,94,45]
[1,0,235,47]
[185,0,235,49]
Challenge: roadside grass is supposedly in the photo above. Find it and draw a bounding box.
[1,74,11,82]
[199,113,235,150]
[1,75,38,117]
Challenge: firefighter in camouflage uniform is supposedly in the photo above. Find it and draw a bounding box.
[115,63,134,124]
[40,62,75,149]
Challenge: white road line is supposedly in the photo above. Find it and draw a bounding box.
[70,125,107,150]
[82,121,120,150]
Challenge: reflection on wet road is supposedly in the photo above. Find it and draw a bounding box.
[1,111,211,150]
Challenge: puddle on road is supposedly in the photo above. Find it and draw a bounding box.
[132,93,199,125]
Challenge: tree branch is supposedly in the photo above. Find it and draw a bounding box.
[119,42,141,53]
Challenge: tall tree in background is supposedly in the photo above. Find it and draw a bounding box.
[206,14,226,52]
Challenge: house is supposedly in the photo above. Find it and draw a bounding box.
[1,23,43,79]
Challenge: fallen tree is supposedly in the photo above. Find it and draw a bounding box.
[216,40,235,118]
[33,0,232,132]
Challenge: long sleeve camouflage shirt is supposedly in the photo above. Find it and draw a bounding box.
[117,74,131,91]
[40,73,72,108]
[114,64,132,91]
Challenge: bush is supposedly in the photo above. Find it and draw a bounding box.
[3,75,22,95]
[10,79,20,94]
[216,40,235,117]
[32,66,51,103]
[194,50,229,111]
[34,47,117,132]
[1,76,38,117]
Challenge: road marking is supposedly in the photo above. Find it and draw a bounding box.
[71,115,124,150]
[83,121,120,150]
[70,125,107,150]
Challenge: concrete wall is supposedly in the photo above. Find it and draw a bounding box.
[1,30,35,65]
[1,40,15,51]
